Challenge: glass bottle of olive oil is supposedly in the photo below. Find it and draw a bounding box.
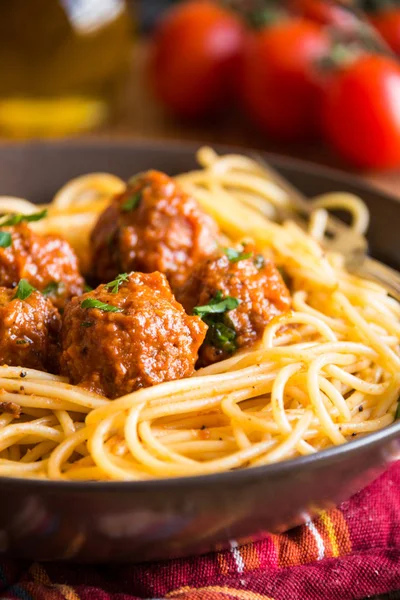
[0,0,133,137]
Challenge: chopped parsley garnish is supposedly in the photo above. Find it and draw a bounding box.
[395,401,400,421]
[84,283,93,293]
[105,273,129,294]
[81,298,122,313]
[16,339,28,345]
[194,291,240,355]
[121,192,141,212]
[42,281,62,296]
[13,279,36,301]
[0,231,12,248]
[81,321,94,328]
[193,291,240,317]
[223,247,252,263]
[253,254,265,269]
[1,209,48,227]
[206,320,237,354]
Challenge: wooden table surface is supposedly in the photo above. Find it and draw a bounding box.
[102,42,400,199]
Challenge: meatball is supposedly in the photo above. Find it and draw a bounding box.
[60,271,207,399]
[90,170,218,290]
[179,245,291,366]
[0,223,84,310]
[0,285,61,373]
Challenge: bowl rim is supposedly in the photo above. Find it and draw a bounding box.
[0,137,399,492]
[3,135,398,205]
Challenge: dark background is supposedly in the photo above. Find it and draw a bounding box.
[135,0,178,31]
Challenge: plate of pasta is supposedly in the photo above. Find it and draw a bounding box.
[0,139,399,562]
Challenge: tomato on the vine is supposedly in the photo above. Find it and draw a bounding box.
[321,54,400,169]
[149,0,245,119]
[290,0,358,28]
[240,18,329,140]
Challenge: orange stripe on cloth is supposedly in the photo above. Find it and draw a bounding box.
[270,521,321,567]
[217,550,231,576]
[29,562,52,585]
[54,584,82,600]
[216,540,261,575]
[317,509,352,558]
[240,543,261,571]
[27,563,81,600]
[166,585,274,599]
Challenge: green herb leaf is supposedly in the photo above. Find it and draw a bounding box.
[0,231,12,248]
[210,290,223,303]
[16,339,28,345]
[105,273,129,294]
[81,321,94,328]
[395,401,400,421]
[254,254,265,269]
[194,293,240,317]
[1,209,48,227]
[42,281,60,296]
[13,279,36,301]
[206,320,237,354]
[194,291,240,354]
[84,283,93,293]
[223,247,252,263]
[81,298,122,313]
[121,192,141,212]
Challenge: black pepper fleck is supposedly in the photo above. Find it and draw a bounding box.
[358,406,363,412]
[19,386,24,391]
[19,371,26,378]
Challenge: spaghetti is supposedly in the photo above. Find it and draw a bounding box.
[0,147,398,481]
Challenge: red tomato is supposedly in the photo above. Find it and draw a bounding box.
[291,0,357,28]
[240,18,329,140]
[149,0,245,119]
[321,54,400,169]
[369,9,400,56]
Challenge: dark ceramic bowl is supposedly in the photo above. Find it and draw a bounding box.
[0,139,399,563]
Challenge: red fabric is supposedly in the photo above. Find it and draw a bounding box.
[1,462,400,600]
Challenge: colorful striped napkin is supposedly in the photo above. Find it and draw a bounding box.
[1,461,399,600]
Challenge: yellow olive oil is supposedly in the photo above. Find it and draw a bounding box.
[0,0,133,137]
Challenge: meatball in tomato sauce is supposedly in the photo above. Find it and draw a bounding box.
[0,223,84,310]
[179,245,291,366]
[0,284,61,373]
[60,271,207,399]
[90,170,218,290]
